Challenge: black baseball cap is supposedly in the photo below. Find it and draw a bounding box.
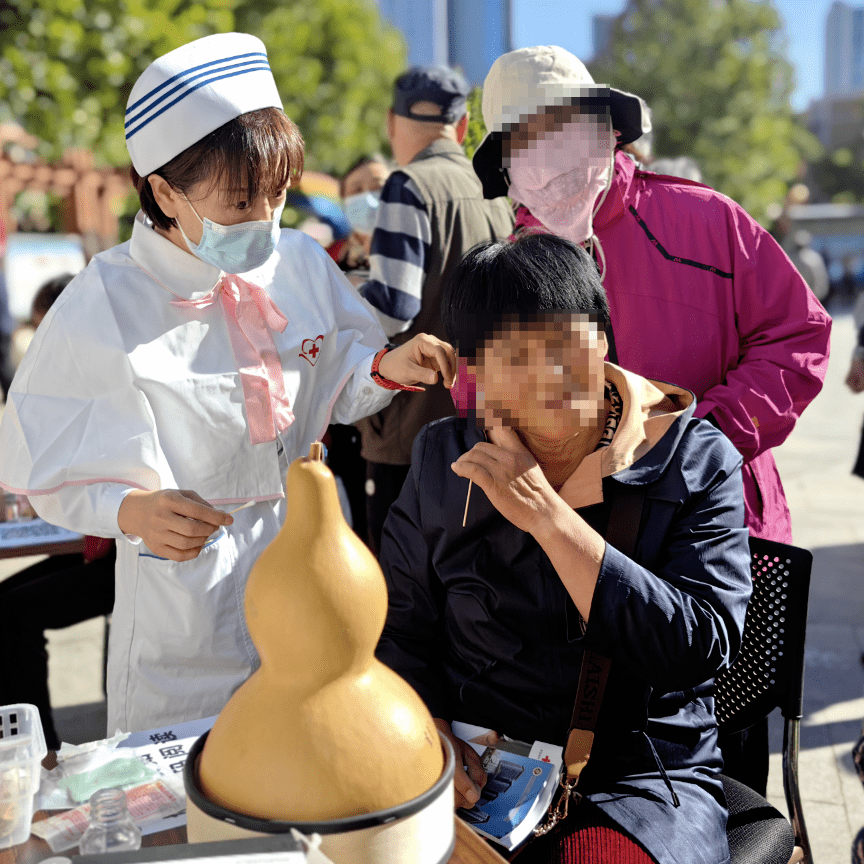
[392,66,470,124]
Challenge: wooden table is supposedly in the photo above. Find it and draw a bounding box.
[2,756,506,864]
[0,813,507,864]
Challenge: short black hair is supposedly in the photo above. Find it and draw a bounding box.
[339,153,390,197]
[32,273,74,321]
[441,233,610,359]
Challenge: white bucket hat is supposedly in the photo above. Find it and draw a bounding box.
[472,46,651,199]
[126,32,283,177]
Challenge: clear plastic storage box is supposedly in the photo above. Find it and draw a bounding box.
[0,703,47,849]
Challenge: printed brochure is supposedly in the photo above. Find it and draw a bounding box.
[451,721,563,851]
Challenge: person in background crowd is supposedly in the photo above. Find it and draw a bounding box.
[0,272,115,751]
[0,540,116,751]
[325,154,395,542]
[0,273,15,399]
[840,255,858,300]
[356,66,514,555]
[852,730,864,863]
[0,218,15,399]
[788,229,830,303]
[819,247,833,291]
[342,153,391,200]
[848,291,864,480]
[30,273,73,326]
[617,141,650,170]
[649,156,703,183]
[328,153,392,272]
[471,45,831,797]
[8,274,77,371]
[850,298,864,675]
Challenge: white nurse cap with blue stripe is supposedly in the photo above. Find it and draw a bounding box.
[126,32,283,176]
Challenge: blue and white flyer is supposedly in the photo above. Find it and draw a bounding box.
[451,721,563,851]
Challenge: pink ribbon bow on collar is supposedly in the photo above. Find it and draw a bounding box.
[172,274,295,445]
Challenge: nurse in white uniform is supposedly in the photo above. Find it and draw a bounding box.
[0,33,455,734]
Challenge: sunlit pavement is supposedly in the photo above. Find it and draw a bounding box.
[767,297,864,862]
[1,298,862,857]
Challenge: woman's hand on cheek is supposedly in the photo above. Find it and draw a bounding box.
[376,335,458,389]
[451,426,561,535]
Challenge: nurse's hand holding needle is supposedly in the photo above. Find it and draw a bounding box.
[377,334,458,389]
[118,489,233,562]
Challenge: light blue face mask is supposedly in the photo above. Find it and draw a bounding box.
[178,196,284,274]
[343,190,381,233]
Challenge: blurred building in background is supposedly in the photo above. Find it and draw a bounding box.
[825,1,864,97]
[808,2,864,150]
[809,93,864,151]
[591,13,617,61]
[375,0,512,85]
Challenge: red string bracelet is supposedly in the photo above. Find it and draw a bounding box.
[370,347,425,392]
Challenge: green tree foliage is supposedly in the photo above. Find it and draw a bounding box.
[462,87,487,160]
[0,0,405,175]
[808,145,864,204]
[234,0,404,175]
[589,0,821,224]
[0,0,235,167]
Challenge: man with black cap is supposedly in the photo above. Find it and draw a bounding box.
[356,66,513,555]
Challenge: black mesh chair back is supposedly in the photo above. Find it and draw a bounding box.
[716,538,812,734]
[715,536,813,864]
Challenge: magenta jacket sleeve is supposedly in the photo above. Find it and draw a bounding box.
[692,204,831,463]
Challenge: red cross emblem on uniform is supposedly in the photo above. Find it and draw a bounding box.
[300,335,324,366]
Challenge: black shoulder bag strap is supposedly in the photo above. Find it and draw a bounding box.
[533,484,646,837]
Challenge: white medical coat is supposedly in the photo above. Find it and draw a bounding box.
[0,214,395,733]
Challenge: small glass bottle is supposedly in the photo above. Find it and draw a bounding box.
[79,788,142,854]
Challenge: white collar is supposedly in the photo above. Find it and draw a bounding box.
[129,210,222,300]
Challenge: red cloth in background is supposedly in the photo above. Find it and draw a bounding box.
[83,536,114,564]
[326,238,348,262]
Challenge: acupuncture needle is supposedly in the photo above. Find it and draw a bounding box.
[462,429,488,528]
[180,500,253,546]
[462,481,473,528]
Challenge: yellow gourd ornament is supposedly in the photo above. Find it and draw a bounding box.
[197,443,443,821]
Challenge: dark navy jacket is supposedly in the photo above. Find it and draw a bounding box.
[376,403,752,864]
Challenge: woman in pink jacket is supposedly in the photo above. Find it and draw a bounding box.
[472,46,831,796]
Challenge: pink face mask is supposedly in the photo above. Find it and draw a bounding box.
[507,120,614,245]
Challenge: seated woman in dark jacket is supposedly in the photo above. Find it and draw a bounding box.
[376,233,753,864]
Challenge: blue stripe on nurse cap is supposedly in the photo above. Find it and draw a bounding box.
[126,32,283,177]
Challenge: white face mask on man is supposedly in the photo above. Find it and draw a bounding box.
[506,118,616,245]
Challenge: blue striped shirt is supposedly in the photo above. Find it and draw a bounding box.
[359,172,432,338]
